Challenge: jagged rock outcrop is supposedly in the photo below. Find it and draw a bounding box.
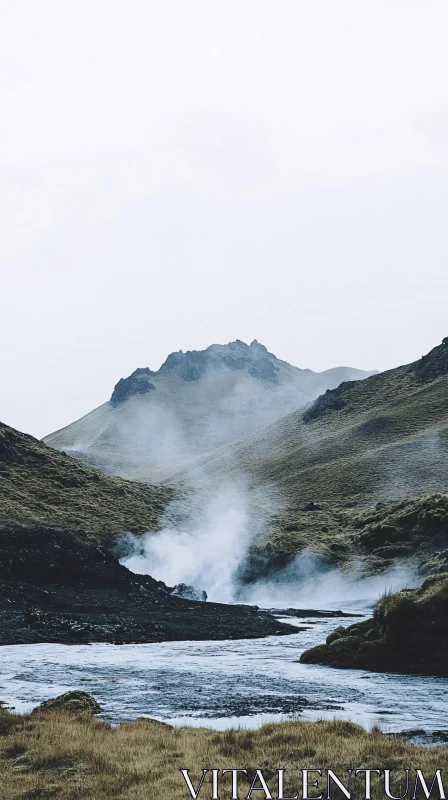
[303,380,359,422]
[414,337,448,382]
[156,340,280,386]
[111,368,156,406]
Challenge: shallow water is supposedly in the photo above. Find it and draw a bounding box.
[0,611,447,741]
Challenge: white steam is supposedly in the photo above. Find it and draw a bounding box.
[122,485,419,610]
[238,551,420,610]
[122,481,278,603]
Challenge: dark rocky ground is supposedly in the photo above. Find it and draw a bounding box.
[0,526,297,645]
[300,573,448,676]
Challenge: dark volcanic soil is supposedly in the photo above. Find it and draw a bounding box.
[0,526,297,645]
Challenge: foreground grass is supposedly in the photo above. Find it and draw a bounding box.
[1,710,447,800]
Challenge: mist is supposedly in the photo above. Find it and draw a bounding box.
[121,480,281,603]
[48,346,376,483]
[122,484,419,610]
[237,551,420,611]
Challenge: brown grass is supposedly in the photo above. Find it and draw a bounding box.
[1,711,447,800]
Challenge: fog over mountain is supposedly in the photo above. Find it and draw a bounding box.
[126,336,447,603]
[178,337,448,506]
[44,339,375,481]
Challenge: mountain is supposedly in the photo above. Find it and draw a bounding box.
[172,338,448,572]
[0,421,173,538]
[178,337,448,499]
[43,339,375,481]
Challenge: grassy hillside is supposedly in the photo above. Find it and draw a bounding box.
[237,492,448,582]
[175,338,448,503]
[1,706,447,800]
[0,422,174,538]
[300,573,448,675]
[172,339,448,561]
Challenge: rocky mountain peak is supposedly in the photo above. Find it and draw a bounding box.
[110,340,281,403]
[45,340,378,481]
[250,339,268,351]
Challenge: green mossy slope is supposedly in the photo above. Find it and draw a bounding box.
[0,422,174,539]
[300,573,448,676]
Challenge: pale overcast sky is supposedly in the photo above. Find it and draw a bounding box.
[1,1,447,438]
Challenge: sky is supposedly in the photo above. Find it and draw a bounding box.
[1,1,448,439]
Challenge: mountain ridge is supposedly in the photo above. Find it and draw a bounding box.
[44,339,376,481]
[163,337,448,574]
[174,337,448,497]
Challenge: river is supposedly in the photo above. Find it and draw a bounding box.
[0,609,446,743]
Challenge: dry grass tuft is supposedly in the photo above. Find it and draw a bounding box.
[0,710,447,799]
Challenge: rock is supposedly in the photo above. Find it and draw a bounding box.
[303,381,358,422]
[121,340,282,388]
[111,368,156,405]
[170,583,207,602]
[37,691,101,714]
[234,543,294,585]
[0,526,296,645]
[414,337,448,382]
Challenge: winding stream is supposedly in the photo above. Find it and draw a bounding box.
[0,610,446,742]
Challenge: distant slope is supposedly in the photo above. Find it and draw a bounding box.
[170,338,448,558]
[0,422,174,538]
[43,339,376,481]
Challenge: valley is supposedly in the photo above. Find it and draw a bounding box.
[0,336,447,727]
